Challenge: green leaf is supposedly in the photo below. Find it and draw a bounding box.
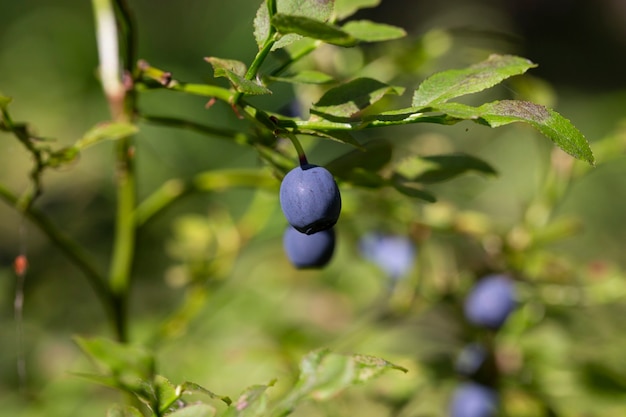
[75,122,138,150]
[342,20,406,42]
[271,14,357,47]
[278,349,407,407]
[154,375,180,414]
[391,179,437,202]
[269,70,334,84]
[179,381,232,406]
[351,354,409,383]
[205,57,272,95]
[222,381,275,417]
[0,93,12,110]
[334,0,380,20]
[254,0,334,50]
[311,78,405,120]
[106,404,144,417]
[412,54,537,107]
[167,404,216,417]
[398,153,498,184]
[74,336,155,390]
[437,101,595,165]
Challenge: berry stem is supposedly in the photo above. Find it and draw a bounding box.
[285,132,308,166]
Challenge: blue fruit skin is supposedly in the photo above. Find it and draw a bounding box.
[359,233,415,279]
[464,274,516,330]
[450,382,498,417]
[279,164,341,235]
[283,226,335,269]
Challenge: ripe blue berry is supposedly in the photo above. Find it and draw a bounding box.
[283,226,335,269]
[359,233,415,279]
[449,382,498,417]
[279,164,341,235]
[464,274,516,330]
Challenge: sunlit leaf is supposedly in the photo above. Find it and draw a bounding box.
[437,101,595,165]
[334,0,380,20]
[254,0,334,50]
[271,14,357,47]
[205,57,271,95]
[75,122,138,150]
[412,54,537,107]
[311,78,405,120]
[342,20,406,43]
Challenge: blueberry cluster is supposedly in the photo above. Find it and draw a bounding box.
[448,274,518,417]
[280,164,341,268]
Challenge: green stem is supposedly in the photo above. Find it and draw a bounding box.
[284,132,308,165]
[93,0,138,343]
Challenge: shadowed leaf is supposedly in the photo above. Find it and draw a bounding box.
[271,14,357,47]
[410,153,497,183]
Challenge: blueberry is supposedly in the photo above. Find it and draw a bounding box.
[279,164,341,235]
[464,274,516,330]
[449,382,498,417]
[283,226,335,269]
[359,233,415,279]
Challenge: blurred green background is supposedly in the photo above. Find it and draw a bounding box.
[1,0,626,416]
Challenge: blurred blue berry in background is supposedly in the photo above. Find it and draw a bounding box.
[449,382,498,417]
[359,233,416,280]
[464,274,516,330]
[455,343,488,377]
